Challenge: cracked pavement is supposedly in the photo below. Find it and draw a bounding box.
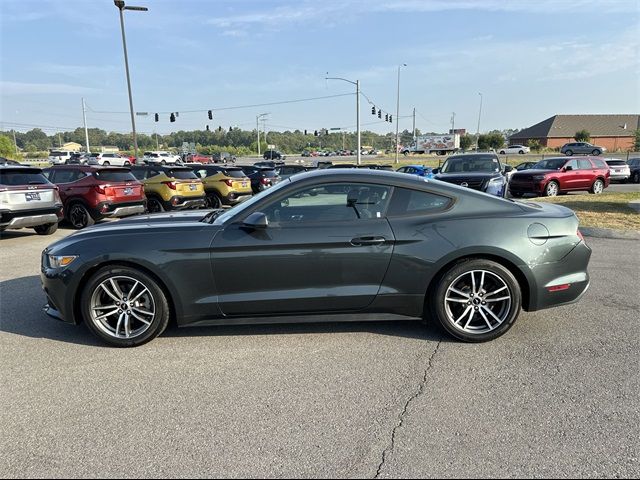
[1,230,638,478]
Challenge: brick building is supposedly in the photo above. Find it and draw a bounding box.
[509,114,639,152]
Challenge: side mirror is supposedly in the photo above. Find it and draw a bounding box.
[243,212,268,229]
[504,165,513,173]
[432,168,439,175]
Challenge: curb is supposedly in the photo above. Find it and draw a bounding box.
[579,227,640,240]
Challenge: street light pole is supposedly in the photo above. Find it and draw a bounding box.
[82,98,90,153]
[395,63,407,164]
[114,0,147,161]
[256,113,268,156]
[325,76,361,164]
[476,92,483,151]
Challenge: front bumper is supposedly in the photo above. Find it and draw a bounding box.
[509,180,545,195]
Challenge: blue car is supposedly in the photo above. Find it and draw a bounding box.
[396,165,434,178]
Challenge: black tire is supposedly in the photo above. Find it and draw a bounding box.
[67,202,95,229]
[34,222,58,235]
[147,197,165,213]
[519,150,525,154]
[565,150,573,156]
[103,161,110,166]
[510,191,524,198]
[592,149,601,156]
[124,161,131,166]
[205,193,222,209]
[499,150,506,155]
[80,265,170,347]
[430,258,522,343]
[633,171,640,184]
[589,178,604,194]
[160,160,166,165]
[543,181,559,197]
[403,151,409,156]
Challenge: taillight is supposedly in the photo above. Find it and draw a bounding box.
[260,177,270,185]
[577,229,585,242]
[94,184,110,194]
[220,179,234,187]
[163,181,177,190]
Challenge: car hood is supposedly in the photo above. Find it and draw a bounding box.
[435,172,501,181]
[511,169,556,177]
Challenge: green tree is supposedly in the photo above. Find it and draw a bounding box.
[460,134,474,151]
[634,129,640,151]
[575,130,591,142]
[0,135,16,157]
[526,139,542,152]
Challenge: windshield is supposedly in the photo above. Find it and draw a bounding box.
[533,158,566,170]
[441,155,500,173]
[213,178,291,225]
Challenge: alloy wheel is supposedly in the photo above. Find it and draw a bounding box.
[444,270,512,335]
[545,181,559,197]
[89,276,155,340]
[70,204,90,228]
[592,179,604,194]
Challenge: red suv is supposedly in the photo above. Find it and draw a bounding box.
[509,156,610,197]
[43,165,146,229]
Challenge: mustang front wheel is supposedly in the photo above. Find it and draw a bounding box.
[81,266,170,347]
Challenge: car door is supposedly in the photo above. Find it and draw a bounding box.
[210,181,396,316]
[560,159,580,190]
[576,159,595,188]
[50,168,88,203]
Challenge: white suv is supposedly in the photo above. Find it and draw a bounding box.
[141,151,181,165]
[48,150,74,165]
[88,153,131,166]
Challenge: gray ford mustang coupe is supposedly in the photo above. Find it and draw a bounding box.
[41,169,591,347]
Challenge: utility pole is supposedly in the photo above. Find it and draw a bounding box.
[451,112,456,135]
[82,98,90,153]
[476,93,483,151]
[325,76,361,164]
[412,107,416,142]
[256,113,268,156]
[58,133,62,147]
[395,63,407,164]
[12,129,18,155]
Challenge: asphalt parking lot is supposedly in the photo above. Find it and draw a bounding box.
[0,228,638,478]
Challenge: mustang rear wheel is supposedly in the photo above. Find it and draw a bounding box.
[432,259,521,342]
[81,266,170,347]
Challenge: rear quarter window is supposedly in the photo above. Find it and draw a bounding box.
[387,188,453,216]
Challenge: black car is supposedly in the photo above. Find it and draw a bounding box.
[275,164,316,179]
[254,160,285,168]
[433,153,512,197]
[240,166,281,193]
[628,158,640,184]
[212,152,236,164]
[263,150,285,161]
[42,169,591,347]
[0,157,22,166]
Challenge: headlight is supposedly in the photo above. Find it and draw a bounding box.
[48,255,78,268]
[488,177,504,186]
[532,175,547,181]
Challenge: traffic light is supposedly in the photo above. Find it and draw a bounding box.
[314,130,318,136]
[170,113,176,122]
[206,125,210,131]
[371,106,376,115]
[208,110,213,120]
[154,113,159,122]
[389,115,392,123]
[385,114,388,122]
[304,129,308,135]
[218,126,222,132]
[378,109,382,118]
[229,126,232,132]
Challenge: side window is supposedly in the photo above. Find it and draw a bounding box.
[131,169,147,180]
[195,169,208,179]
[261,183,392,224]
[52,169,84,183]
[147,169,161,178]
[387,188,452,216]
[578,159,592,169]
[565,159,579,170]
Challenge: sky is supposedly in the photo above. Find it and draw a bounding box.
[1,0,639,137]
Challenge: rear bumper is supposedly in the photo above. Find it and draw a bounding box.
[223,191,252,205]
[0,205,63,229]
[94,201,146,219]
[164,195,206,210]
[526,240,592,311]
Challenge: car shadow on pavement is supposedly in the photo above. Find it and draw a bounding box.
[0,275,447,345]
[0,275,105,347]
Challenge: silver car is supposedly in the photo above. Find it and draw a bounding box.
[0,166,63,235]
[604,158,630,182]
[560,142,606,156]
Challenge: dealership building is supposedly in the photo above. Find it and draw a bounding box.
[509,114,639,151]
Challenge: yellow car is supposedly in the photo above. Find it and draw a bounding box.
[187,164,252,208]
[130,165,206,212]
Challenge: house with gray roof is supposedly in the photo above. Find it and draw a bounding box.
[509,114,639,152]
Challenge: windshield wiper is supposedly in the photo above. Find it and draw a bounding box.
[201,209,223,224]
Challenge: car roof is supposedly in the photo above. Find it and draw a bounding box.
[44,165,130,171]
[0,164,42,172]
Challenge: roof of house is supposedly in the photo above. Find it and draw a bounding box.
[511,114,640,139]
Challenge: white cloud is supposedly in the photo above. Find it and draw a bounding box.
[0,81,101,95]
[375,0,638,13]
